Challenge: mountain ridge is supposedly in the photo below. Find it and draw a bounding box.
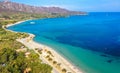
[0,1,86,15]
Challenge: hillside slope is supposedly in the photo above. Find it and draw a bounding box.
[0,1,85,15]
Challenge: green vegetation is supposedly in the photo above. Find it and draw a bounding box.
[0,28,52,73]
[0,11,58,73]
[0,10,67,22]
[0,28,28,50]
[0,48,52,73]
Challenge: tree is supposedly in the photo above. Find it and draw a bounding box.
[62,68,67,73]
[46,55,50,58]
[48,58,52,61]
[47,51,52,55]
[53,61,57,65]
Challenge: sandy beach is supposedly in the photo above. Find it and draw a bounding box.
[6,21,25,28]
[6,20,83,73]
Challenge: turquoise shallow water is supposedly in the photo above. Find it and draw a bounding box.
[8,12,120,73]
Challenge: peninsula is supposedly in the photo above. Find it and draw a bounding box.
[0,1,85,73]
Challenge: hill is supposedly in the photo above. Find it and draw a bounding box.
[0,1,85,15]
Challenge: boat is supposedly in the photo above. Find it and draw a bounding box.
[30,22,35,24]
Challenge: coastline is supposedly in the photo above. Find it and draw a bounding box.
[5,19,32,28]
[6,20,84,73]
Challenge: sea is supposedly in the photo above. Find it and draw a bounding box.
[8,12,120,73]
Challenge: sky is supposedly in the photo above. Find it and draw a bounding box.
[11,0,120,12]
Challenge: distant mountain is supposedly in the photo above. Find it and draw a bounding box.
[0,1,86,15]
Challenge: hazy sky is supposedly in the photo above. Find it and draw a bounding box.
[11,0,120,12]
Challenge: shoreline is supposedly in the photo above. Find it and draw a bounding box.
[5,19,32,28]
[6,19,84,73]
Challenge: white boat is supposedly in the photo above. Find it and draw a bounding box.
[30,22,35,24]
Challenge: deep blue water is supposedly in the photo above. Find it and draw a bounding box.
[8,12,120,73]
[8,12,120,57]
